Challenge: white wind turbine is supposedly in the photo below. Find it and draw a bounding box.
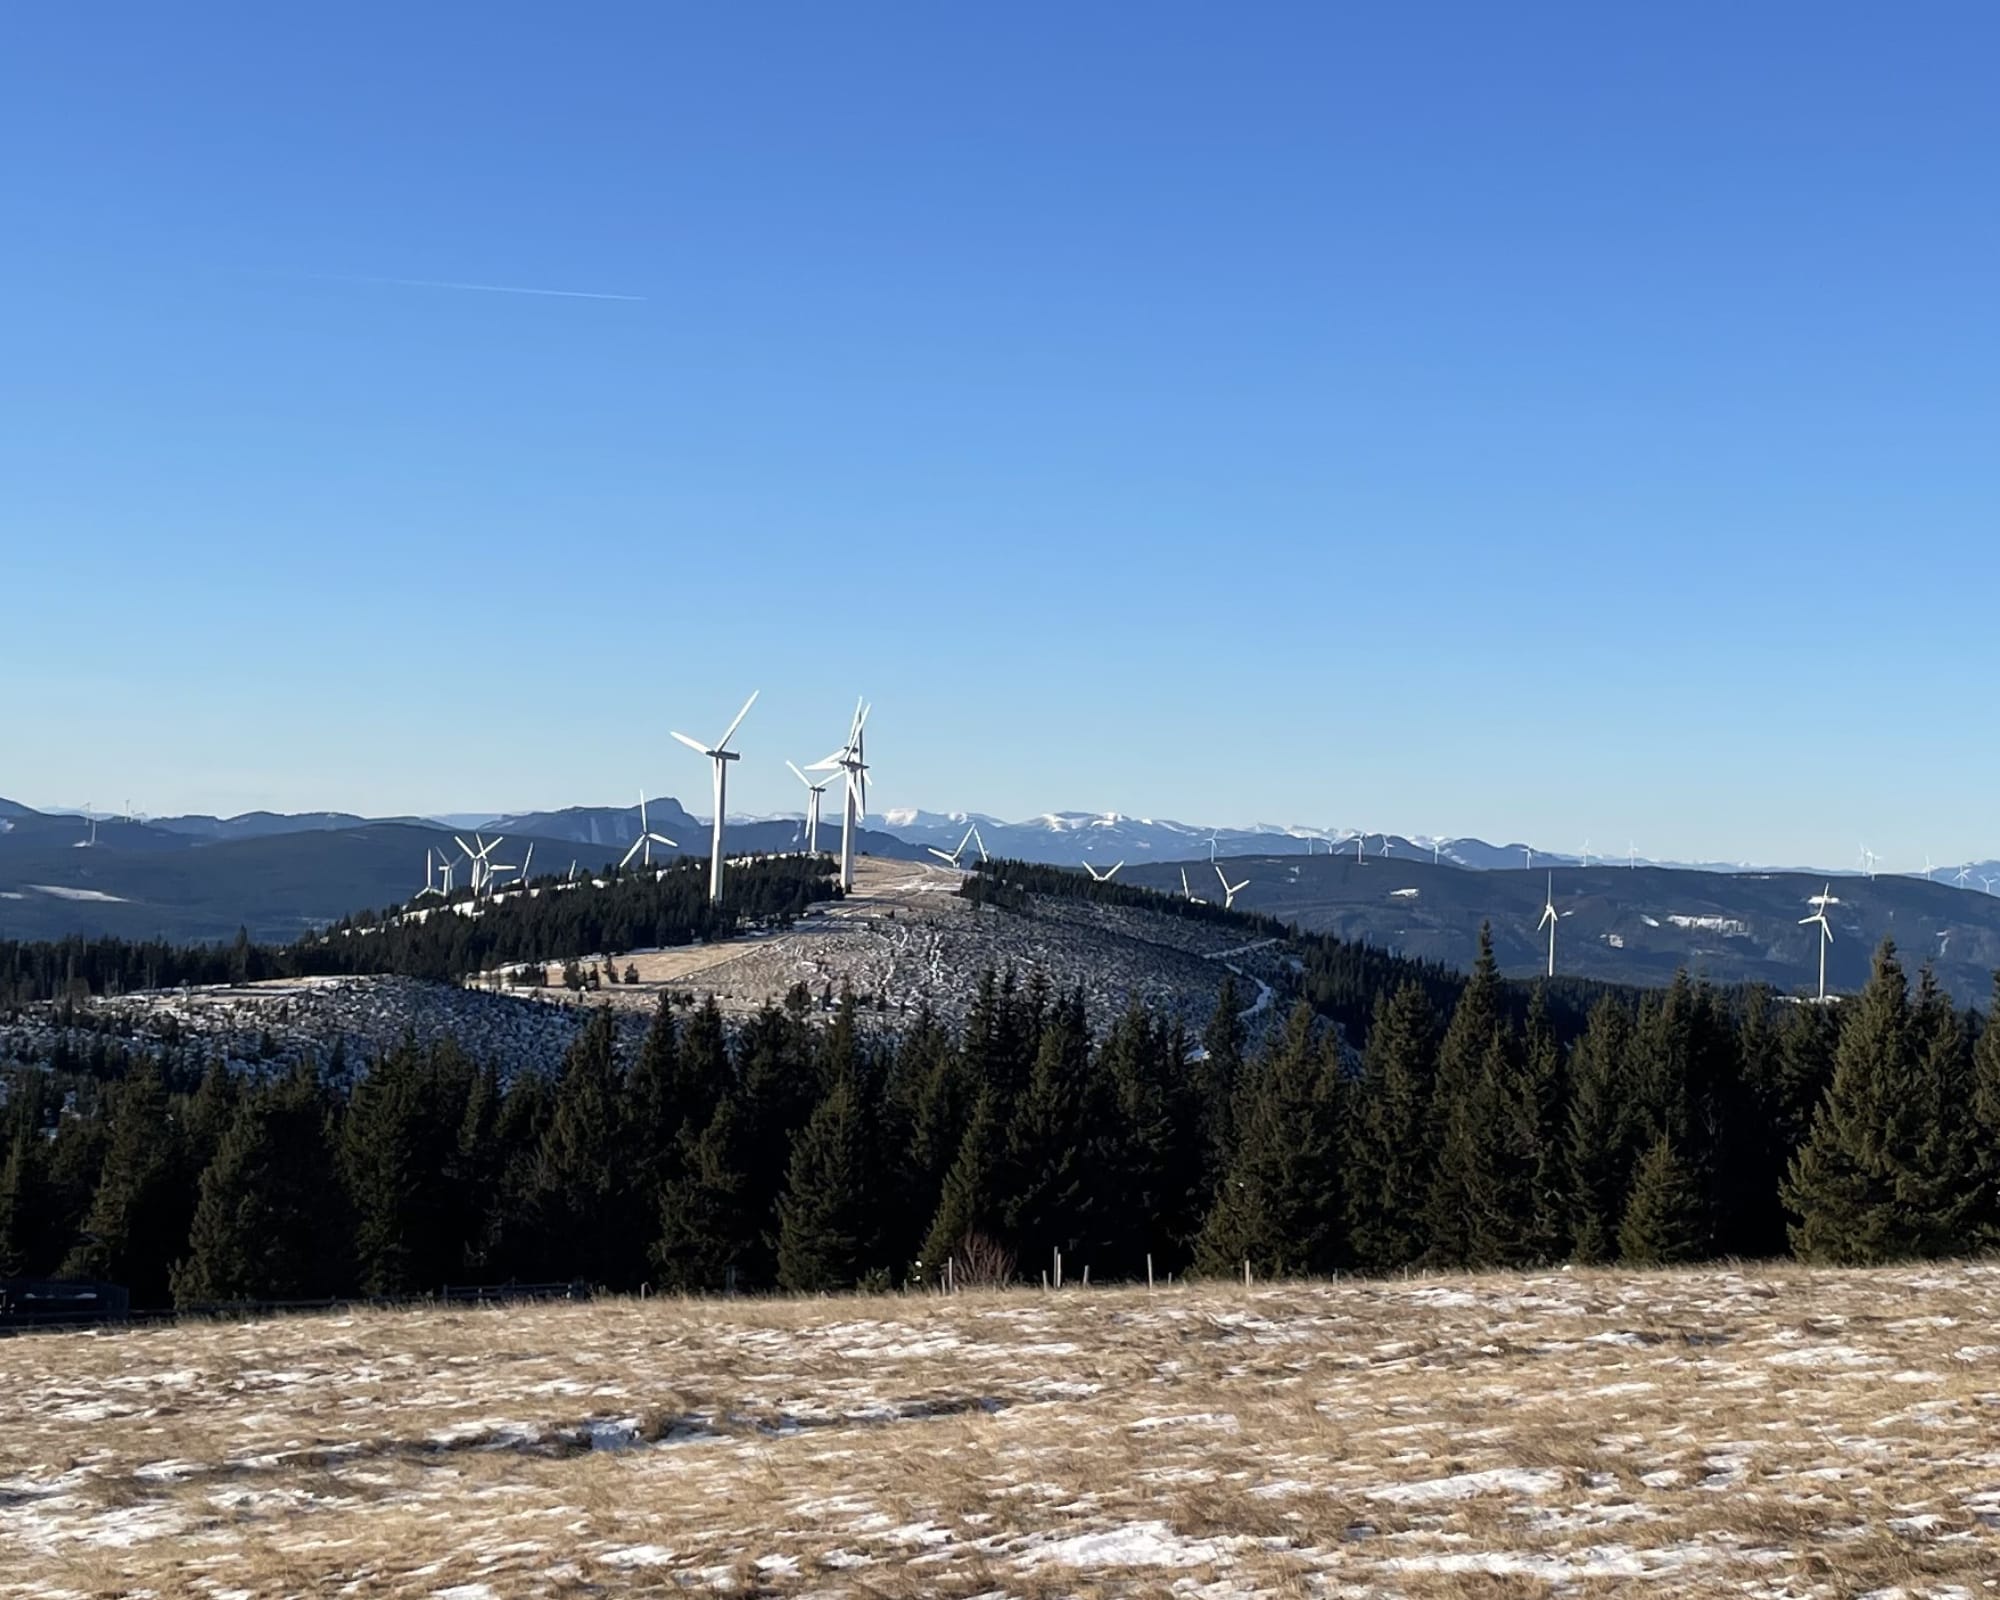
[1858,845,1878,880]
[930,824,980,870]
[453,833,501,897]
[1214,862,1249,910]
[1537,873,1558,978]
[1628,840,1638,870]
[1523,845,1534,870]
[417,848,444,899]
[485,842,528,894]
[673,690,759,906]
[1084,860,1124,882]
[1580,839,1593,868]
[621,791,678,872]
[76,803,97,848]
[786,761,836,855]
[1918,853,1936,882]
[1799,885,1837,1003]
[808,698,871,892]
[1955,863,1973,889]
[1380,833,1394,857]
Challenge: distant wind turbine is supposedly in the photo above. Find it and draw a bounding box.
[786,761,836,855]
[808,698,871,892]
[1084,860,1123,882]
[673,690,759,906]
[930,825,980,870]
[621,791,677,872]
[1799,885,1837,1003]
[1580,839,1592,868]
[1214,863,1249,910]
[1955,863,1973,889]
[1537,873,1558,978]
[1523,845,1533,871]
[417,848,443,899]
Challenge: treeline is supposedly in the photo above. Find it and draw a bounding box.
[0,858,837,1004]
[6,931,1997,1306]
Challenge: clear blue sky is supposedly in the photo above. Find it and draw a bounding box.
[4,5,1996,867]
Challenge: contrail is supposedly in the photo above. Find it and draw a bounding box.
[312,273,645,303]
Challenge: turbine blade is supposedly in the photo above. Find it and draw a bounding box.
[787,760,812,787]
[671,731,711,756]
[621,839,643,868]
[717,689,759,751]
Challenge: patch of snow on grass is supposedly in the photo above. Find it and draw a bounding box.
[1019,1519,1246,1569]
[1367,1467,1563,1505]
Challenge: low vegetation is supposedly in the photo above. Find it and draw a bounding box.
[6,1262,2000,1595]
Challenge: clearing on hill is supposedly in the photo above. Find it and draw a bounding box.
[6,1262,2000,1595]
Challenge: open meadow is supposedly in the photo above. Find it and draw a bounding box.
[7,1264,2000,1597]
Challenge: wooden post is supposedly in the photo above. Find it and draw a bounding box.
[1082,1265,1090,1288]
[1054,1248,1063,1290]
[946,1256,956,1296]
[1146,1254,1154,1290]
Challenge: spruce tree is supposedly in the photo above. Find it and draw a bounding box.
[1346,982,1438,1274]
[63,1059,180,1305]
[653,1097,751,1292]
[919,1087,1005,1280]
[1003,989,1099,1265]
[774,1069,874,1292]
[1618,1135,1708,1266]
[1565,997,1633,1264]
[1194,1001,1344,1278]
[173,1063,350,1305]
[1421,926,1503,1267]
[532,1010,634,1287]
[0,1123,51,1278]
[1783,940,1966,1264]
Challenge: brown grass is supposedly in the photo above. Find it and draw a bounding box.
[5,1262,2000,1596]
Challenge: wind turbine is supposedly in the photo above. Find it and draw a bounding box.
[1214,862,1249,910]
[1799,885,1837,1003]
[454,833,505,898]
[621,791,677,872]
[1523,845,1534,871]
[77,803,97,848]
[673,690,759,906]
[1628,840,1637,870]
[1207,833,1219,862]
[1580,839,1593,868]
[1858,845,1878,880]
[1955,863,1973,889]
[1380,834,1394,857]
[1537,873,1558,978]
[1919,853,1936,882]
[1084,860,1124,882]
[1355,831,1365,863]
[786,761,835,855]
[808,698,870,892]
[930,825,979,870]
[417,849,443,899]
[1180,867,1208,905]
[969,824,988,862]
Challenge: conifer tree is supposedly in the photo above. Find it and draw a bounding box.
[532,1010,634,1287]
[1196,975,1248,1172]
[1565,996,1633,1264]
[653,1096,751,1292]
[1618,1135,1708,1265]
[1194,1001,1344,1278]
[1004,989,1099,1263]
[63,1059,180,1305]
[1783,940,1966,1263]
[1346,982,1438,1273]
[1421,926,1503,1267]
[173,1063,350,1305]
[775,1069,874,1292]
[0,1122,51,1278]
[919,1086,1004,1280]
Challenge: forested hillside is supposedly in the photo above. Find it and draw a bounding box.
[5,928,1992,1309]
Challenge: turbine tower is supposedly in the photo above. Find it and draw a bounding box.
[1799,884,1837,1003]
[786,761,835,855]
[809,698,870,892]
[1538,873,1558,978]
[673,690,759,906]
[1214,863,1249,910]
[621,792,678,872]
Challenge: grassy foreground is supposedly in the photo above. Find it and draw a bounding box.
[5,1263,2000,1597]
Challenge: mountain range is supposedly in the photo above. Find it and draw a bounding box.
[6,795,1999,1001]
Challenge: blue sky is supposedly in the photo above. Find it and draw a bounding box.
[4,5,1996,867]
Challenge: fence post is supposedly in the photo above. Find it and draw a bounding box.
[1054,1248,1063,1290]
[1082,1265,1090,1289]
[1146,1254,1154,1290]
[1243,1258,1251,1289]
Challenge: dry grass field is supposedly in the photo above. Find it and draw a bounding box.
[7,1264,2000,1598]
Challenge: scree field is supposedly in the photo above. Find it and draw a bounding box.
[7,1264,2000,1597]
